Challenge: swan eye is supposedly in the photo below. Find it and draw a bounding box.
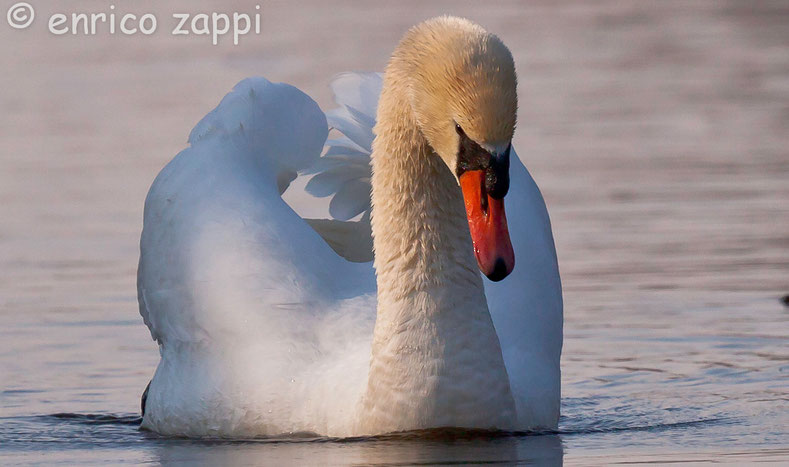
[455,122,464,135]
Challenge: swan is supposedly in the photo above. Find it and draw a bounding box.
[137,16,563,438]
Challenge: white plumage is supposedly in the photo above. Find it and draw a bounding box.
[138,18,562,438]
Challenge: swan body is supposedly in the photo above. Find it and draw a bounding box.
[138,17,562,438]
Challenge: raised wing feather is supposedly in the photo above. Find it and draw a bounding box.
[300,73,382,222]
[293,73,382,261]
[138,77,374,346]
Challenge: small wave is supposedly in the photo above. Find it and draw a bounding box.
[137,427,538,445]
[26,415,529,444]
[21,413,732,444]
[43,413,142,426]
[557,416,734,436]
[349,427,547,442]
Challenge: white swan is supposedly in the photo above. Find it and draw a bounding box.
[138,16,562,438]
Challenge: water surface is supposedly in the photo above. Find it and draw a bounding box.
[1,0,787,464]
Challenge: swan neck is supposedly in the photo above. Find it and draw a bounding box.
[369,81,484,312]
[361,71,516,433]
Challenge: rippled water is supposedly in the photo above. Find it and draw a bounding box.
[1,0,787,465]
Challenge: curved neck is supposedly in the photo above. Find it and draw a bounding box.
[360,69,515,433]
[370,83,484,311]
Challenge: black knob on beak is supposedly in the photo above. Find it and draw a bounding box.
[485,145,510,199]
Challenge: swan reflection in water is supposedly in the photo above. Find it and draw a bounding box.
[148,431,564,466]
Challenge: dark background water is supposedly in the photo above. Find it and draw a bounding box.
[1,0,787,464]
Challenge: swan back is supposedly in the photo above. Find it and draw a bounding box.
[139,78,332,346]
[138,78,378,436]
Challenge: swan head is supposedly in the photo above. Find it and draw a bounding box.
[400,16,517,281]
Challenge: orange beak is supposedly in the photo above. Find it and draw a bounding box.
[459,170,515,281]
